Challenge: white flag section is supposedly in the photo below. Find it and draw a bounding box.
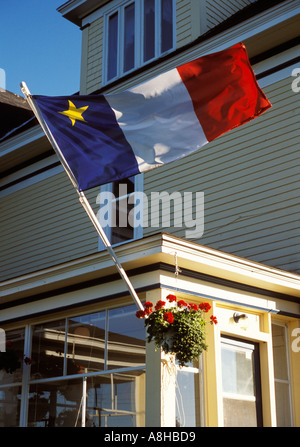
[106,68,208,173]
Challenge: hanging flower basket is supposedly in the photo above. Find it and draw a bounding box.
[0,350,21,374]
[136,294,217,366]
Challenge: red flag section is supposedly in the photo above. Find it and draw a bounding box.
[177,43,271,142]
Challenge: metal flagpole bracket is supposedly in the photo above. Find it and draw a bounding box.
[20,82,144,312]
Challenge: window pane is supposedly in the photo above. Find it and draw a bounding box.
[111,178,135,245]
[161,0,173,53]
[107,305,145,370]
[0,385,21,427]
[28,379,83,427]
[67,312,106,373]
[31,320,66,379]
[272,324,288,380]
[111,205,134,244]
[223,397,257,427]
[221,346,255,396]
[86,371,145,427]
[275,381,292,427]
[0,328,24,384]
[272,324,292,426]
[113,177,135,198]
[221,339,261,427]
[144,0,155,61]
[108,12,118,80]
[176,370,201,427]
[124,3,135,72]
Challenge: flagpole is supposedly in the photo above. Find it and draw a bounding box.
[20,82,144,312]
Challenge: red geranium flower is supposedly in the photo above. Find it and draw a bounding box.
[177,300,187,307]
[199,302,211,313]
[163,312,174,324]
[166,294,177,303]
[188,303,198,311]
[143,301,153,314]
[155,300,166,310]
[144,301,153,308]
[144,306,152,315]
[210,315,218,325]
[136,310,145,319]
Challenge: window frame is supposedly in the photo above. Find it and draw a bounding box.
[102,0,176,85]
[0,304,146,427]
[220,336,263,427]
[97,173,144,250]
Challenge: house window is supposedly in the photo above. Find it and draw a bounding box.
[272,323,293,426]
[29,305,146,427]
[124,2,135,72]
[104,0,175,83]
[107,12,119,80]
[0,328,25,427]
[97,174,144,248]
[176,357,205,427]
[221,337,263,427]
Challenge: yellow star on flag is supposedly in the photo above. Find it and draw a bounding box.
[59,100,89,126]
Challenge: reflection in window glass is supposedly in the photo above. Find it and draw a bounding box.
[111,178,135,244]
[108,12,119,80]
[107,305,145,370]
[86,371,145,427]
[0,386,22,427]
[0,328,24,384]
[161,0,173,53]
[144,0,155,62]
[221,347,255,396]
[67,312,106,374]
[28,371,145,427]
[0,328,24,426]
[24,304,146,426]
[124,3,135,72]
[28,379,83,427]
[176,369,200,427]
[31,320,66,379]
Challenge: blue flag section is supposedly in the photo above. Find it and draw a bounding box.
[33,95,140,191]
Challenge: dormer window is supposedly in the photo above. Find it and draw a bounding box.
[104,0,175,84]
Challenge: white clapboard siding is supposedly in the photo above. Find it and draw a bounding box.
[206,0,252,30]
[0,172,99,281]
[86,17,103,94]
[143,75,300,273]
[176,0,192,47]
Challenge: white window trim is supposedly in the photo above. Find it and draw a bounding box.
[102,0,176,85]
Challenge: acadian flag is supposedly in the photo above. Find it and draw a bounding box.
[33,43,271,191]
